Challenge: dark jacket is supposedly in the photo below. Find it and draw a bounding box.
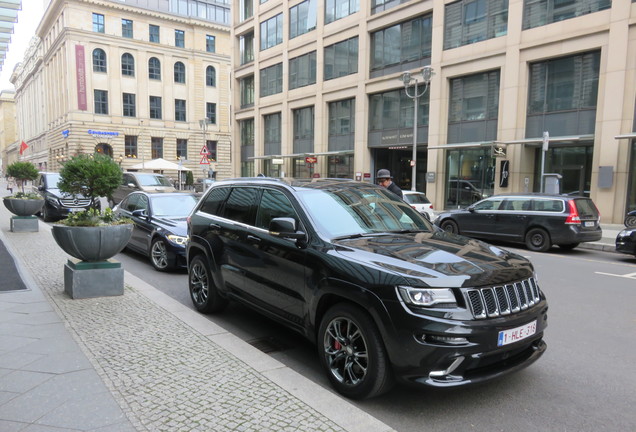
[387,181,403,199]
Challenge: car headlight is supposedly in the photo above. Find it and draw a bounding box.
[398,286,457,307]
[166,234,188,245]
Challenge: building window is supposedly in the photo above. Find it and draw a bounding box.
[151,137,163,159]
[328,98,355,141]
[240,118,255,176]
[325,0,358,24]
[369,88,429,131]
[94,90,108,115]
[206,102,216,124]
[260,14,283,50]
[240,32,254,65]
[149,57,161,80]
[175,29,185,47]
[123,93,136,117]
[371,0,409,15]
[263,112,282,155]
[149,96,162,119]
[444,0,508,50]
[149,24,160,43]
[240,75,255,108]
[371,14,432,73]
[93,13,104,33]
[121,53,135,76]
[260,63,283,97]
[293,106,314,152]
[526,51,600,138]
[174,61,186,83]
[206,35,216,52]
[206,140,217,162]
[125,135,138,158]
[177,139,188,159]
[290,0,316,39]
[175,99,186,121]
[206,66,216,86]
[324,37,358,81]
[122,19,133,38]
[240,0,253,21]
[523,0,611,30]
[448,70,500,143]
[289,51,316,90]
[92,48,107,73]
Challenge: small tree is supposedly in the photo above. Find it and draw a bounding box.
[185,171,194,189]
[58,153,122,211]
[6,161,39,194]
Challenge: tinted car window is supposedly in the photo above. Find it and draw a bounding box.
[473,198,502,210]
[533,199,563,212]
[574,198,598,218]
[150,194,198,217]
[404,193,430,205]
[200,187,230,215]
[221,187,259,224]
[255,189,297,229]
[502,198,531,211]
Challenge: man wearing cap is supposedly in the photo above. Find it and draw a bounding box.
[376,169,403,199]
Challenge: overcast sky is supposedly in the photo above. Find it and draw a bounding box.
[0,0,48,91]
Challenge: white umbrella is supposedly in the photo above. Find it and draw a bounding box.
[130,158,191,171]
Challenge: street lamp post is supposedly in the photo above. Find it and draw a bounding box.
[399,66,434,191]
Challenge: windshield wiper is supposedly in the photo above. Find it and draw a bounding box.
[331,233,387,240]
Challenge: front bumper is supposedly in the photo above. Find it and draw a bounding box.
[379,299,549,387]
[615,230,636,256]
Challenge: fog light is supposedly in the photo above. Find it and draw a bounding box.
[419,334,468,345]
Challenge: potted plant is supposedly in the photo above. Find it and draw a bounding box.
[51,153,133,262]
[3,161,44,217]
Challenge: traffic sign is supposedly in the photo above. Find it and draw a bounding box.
[200,146,210,155]
[200,156,210,165]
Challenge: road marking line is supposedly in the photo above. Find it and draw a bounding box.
[594,271,636,279]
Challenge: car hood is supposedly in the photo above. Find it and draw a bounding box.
[44,188,90,200]
[151,216,188,236]
[332,231,534,288]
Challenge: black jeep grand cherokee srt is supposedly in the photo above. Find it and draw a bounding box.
[187,178,548,399]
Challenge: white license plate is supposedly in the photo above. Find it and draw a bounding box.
[497,320,537,346]
[584,221,595,227]
[69,208,84,212]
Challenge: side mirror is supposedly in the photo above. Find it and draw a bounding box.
[127,183,136,188]
[467,205,475,212]
[269,217,305,240]
[131,209,148,218]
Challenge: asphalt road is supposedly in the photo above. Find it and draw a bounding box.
[114,246,636,432]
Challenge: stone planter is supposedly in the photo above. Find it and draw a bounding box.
[52,224,133,262]
[3,197,45,216]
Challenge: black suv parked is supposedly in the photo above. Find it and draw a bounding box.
[435,193,602,252]
[187,178,548,399]
[34,172,98,221]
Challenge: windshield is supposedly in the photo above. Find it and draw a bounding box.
[296,187,432,239]
[150,194,197,217]
[46,173,61,187]
[137,174,172,187]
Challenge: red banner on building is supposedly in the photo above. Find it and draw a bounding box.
[75,45,87,110]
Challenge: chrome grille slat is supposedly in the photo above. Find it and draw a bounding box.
[466,277,541,320]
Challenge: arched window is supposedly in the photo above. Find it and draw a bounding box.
[148,57,161,80]
[121,53,135,76]
[93,48,107,73]
[206,66,216,87]
[174,61,186,83]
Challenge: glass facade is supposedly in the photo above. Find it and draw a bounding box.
[240,32,254,65]
[370,15,432,75]
[263,112,281,155]
[240,119,255,177]
[328,98,355,151]
[240,75,255,107]
[324,38,358,81]
[289,51,316,89]
[445,147,495,208]
[523,0,611,30]
[260,14,283,50]
[293,106,314,154]
[325,0,359,24]
[260,63,283,97]
[444,0,508,49]
[289,0,316,39]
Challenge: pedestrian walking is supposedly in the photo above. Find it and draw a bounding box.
[6,176,16,194]
[376,169,403,199]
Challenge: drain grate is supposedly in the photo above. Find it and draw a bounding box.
[247,336,292,354]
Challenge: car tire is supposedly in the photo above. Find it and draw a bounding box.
[41,204,54,222]
[188,254,227,314]
[625,215,636,228]
[150,238,173,271]
[440,219,459,234]
[558,243,579,250]
[525,228,551,252]
[318,303,394,400]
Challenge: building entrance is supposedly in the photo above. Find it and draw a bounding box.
[373,148,427,192]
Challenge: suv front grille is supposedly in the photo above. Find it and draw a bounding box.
[465,277,540,319]
[60,198,92,208]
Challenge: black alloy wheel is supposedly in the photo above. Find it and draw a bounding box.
[150,238,172,271]
[318,303,393,399]
[188,255,227,313]
[41,204,54,222]
[440,219,459,234]
[525,227,551,252]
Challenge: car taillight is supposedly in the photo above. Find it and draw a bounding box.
[564,199,580,224]
[430,204,434,210]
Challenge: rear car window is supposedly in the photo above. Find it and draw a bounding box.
[533,199,564,212]
[200,187,230,215]
[405,194,430,204]
[221,187,259,224]
[573,198,598,218]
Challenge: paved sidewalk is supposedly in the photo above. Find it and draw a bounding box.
[0,192,394,431]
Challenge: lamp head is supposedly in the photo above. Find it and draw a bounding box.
[400,71,413,86]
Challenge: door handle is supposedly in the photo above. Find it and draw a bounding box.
[246,235,261,244]
[208,223,221,230]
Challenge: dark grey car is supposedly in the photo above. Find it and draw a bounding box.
[435,193,602,251]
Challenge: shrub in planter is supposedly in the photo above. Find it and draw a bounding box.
[3,161,44,216]
[6,161,39,195]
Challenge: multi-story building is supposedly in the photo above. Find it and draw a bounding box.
[0,89,17,173]
[231,0,636,223]
[11,0,232,184]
